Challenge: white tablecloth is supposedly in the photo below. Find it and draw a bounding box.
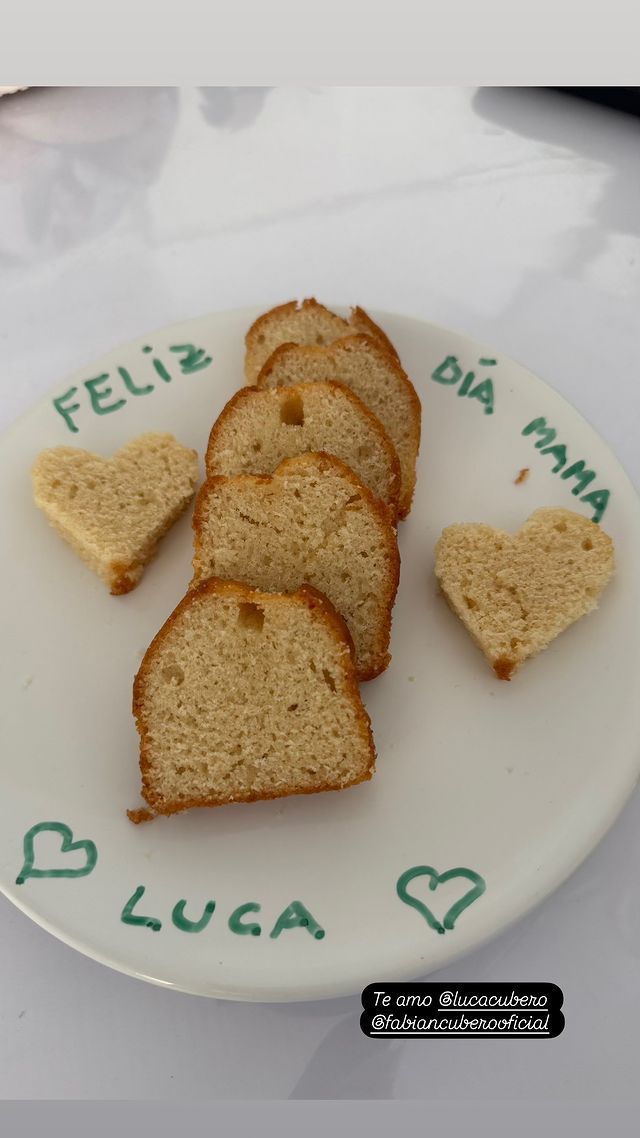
[0,85,639,1101]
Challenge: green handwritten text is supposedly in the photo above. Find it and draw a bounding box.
[269,900,325,940]
[522,417,610,522]
[118,891,326,943]
[431,355,495,415]
[16,821,97,885]
[396,865,486,935]
[52,343,213,434]
[172,898,216,933]
[228,902,262,936]
[121,885,162,932]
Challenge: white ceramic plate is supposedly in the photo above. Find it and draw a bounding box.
[1,307,639,1001]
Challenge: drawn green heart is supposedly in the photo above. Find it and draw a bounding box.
[396,865,486,935]
[16,821,98,885]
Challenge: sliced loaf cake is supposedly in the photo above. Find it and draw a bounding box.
[191,453,400,680]
[256,334,421,518]
[205,382,401,520]
[244,298,399,382]
[130,578,376,818]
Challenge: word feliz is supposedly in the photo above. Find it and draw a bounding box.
[522,417,610,523]
[52,343,213,434]
[431,355,496,415]
[122,886,326,940]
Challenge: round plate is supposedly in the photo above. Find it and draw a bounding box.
[1,307,639,1001]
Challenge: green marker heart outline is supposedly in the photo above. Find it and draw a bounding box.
[396,865,486,935]
[16,821,98,885]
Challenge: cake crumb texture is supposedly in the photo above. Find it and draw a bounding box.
[205,382,401,520]
[256,334,420,518]
[32,433,199,594]
[244,297,399,382]
[132,578,376,817]
[192,452,400,680]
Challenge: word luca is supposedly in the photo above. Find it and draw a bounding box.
[53,343,213,434]
[121,886,326,940]
[431,355,495,415]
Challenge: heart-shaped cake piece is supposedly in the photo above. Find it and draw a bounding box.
[32,433,199,594]
[435,507,615,680]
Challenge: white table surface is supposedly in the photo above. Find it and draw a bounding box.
[0,85,639,1102]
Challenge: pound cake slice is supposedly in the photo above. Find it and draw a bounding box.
[192,453,400,680]
[32,433,198,594]
[205,382,401,519]
[435,507,615,680]
[256,335,421,518]
[244,298,399,382]
[130,578,376,818]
